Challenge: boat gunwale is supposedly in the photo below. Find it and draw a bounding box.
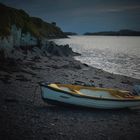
[40,84,140,102]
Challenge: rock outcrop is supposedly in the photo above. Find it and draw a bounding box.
[46,41,80,57]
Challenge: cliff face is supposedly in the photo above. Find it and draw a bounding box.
[0,3,67,48]
[0,25,38,48]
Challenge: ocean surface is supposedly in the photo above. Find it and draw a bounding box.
[52,36,140,79]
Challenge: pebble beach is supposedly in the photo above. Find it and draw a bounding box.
[0,45,140,140]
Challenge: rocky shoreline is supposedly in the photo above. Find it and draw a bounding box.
[0,42,140,140]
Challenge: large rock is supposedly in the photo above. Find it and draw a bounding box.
[46,41,80,57]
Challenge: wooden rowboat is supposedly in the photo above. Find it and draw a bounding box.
[40,83,140,109]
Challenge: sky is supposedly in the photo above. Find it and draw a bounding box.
[0,0,140,34]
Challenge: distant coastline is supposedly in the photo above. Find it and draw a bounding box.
[64,32,78,36]
[84,29,140,36]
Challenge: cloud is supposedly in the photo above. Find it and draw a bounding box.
[104,5,140,13]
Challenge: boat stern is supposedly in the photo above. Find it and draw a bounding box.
[39,82,50,100]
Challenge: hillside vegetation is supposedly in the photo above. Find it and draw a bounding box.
[0,3,67,38]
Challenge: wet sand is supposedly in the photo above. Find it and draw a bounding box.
[0,54,140,140]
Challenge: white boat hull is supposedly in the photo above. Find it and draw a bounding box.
[41,86,140,109]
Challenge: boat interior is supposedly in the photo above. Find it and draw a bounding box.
[48,84,140,100]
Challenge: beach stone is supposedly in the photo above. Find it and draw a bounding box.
[83,63,89,67]
[99,83,103,87]
[133,85,140,95]
[75,80,84,85]
[121,80,133,85]
[106,76,114,79]
[73,64,81,69]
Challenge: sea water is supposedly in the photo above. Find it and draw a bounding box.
[52,36,140,79]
